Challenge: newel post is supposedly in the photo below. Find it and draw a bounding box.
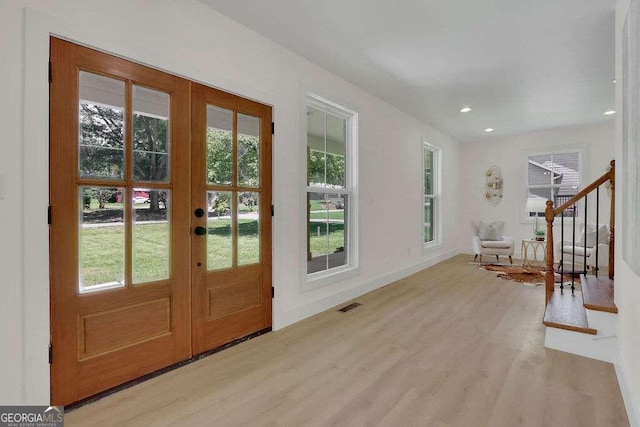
[609,159,615,280]
[545,200,555,304]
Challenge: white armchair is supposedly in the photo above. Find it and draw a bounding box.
[555,223,609,272]
[472,220,514,264]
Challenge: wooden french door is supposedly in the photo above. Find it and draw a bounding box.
[49,38,272,406]
[190,84,272,354]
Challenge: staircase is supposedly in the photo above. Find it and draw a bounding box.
[542,160,617,363]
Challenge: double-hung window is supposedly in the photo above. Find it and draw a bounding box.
[306,95,357,278]
[423,142,440,244]
[527,151,581,216]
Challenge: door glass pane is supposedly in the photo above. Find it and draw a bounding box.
[133,189,170,283]
[207,191,233,270]
[238,114,260,187]
[207,105,233,185]
[307,192,329,274]
[79,72,125,180]
[79,186,125,291]
[238,192,260,266]
[133,86,170,182]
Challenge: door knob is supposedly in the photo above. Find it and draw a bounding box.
[194,226,207,235]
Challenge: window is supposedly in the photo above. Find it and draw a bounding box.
[306,95,357,278]
[527,151,581,216]
[423,142,440,244]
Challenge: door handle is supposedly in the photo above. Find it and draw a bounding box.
[194,226,207,236]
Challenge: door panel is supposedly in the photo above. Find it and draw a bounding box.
[191,84,272,354]
[50,38,191,405]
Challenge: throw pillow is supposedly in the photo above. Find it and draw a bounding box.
[577,224,609,248]
[478,220,504,241]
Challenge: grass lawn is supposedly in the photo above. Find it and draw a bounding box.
[80,218,280,287]
[80,222,172,287]
[309,211,345,220]
[308,222,345,257]
[205,218,260,269]
[308,200,325,211]
[80,224,126,287]
[80,201,346,286]
[84,199,158,211]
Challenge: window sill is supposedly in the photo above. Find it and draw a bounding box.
[423,240,442,252]
[302,264,360,292]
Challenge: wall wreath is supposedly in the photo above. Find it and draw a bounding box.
[485,166,503,206]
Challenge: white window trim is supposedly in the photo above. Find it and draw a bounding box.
[422,140,442,250]
[301,93,359,291]
[521,145,588,223]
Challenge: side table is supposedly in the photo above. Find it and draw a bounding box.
[521,239,547,267]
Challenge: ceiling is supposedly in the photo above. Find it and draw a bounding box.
[199,0,616,143]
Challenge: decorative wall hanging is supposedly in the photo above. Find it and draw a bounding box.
[485,166,503,206]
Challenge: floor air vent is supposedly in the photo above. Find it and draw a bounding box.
[338,302,362,313]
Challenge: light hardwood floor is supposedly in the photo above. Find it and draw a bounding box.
[65,255,629,426]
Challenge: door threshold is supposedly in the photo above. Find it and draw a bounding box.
[64,327,272,412]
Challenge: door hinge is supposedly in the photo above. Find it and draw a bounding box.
[48,60,52,83]
[272,286,275,298]
[271,122,275,135]
[48,204,52,226]
[271,205,274,217]
[48,344,53,364]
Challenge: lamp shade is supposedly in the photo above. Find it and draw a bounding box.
[526,197,547,216]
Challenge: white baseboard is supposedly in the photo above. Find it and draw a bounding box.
[615,361,640,427]
[276,249,460,330]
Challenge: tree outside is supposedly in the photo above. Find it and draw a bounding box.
[80,102,170,212]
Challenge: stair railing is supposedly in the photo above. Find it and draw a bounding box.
[544,160,615,303]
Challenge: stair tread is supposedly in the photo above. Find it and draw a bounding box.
[543,290,597,335]
[581,275,617,313]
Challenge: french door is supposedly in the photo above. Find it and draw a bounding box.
[49,38,272,406]
[190,84,272,354]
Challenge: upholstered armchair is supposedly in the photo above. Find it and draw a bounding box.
[472,220,514,264]
[555,223,609,272]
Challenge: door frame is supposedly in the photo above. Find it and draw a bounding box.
[23,9,280,404]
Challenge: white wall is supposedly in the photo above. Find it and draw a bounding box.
[616,0,640,424]
[0,0,460,404]
[458,122,615,257]
[0,2,26,406]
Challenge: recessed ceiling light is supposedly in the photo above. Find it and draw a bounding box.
[612,79,617,84]
[484,128,494,132]
[603,110,616,115]
[460,107,472,113]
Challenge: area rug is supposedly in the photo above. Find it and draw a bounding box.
[479,264,574,286]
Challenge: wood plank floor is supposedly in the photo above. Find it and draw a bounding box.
[581,275,618,313]
[543,290,597,335]
[65,255,629,426]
